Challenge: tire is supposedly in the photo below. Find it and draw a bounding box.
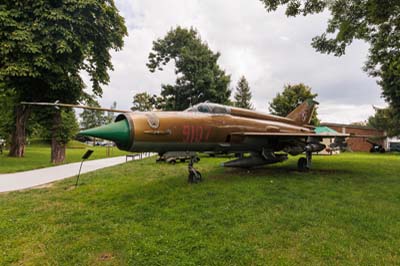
[169,160,176,165]
[297,157,308,171]
[188,172,195,183]
[196,172,202,182]
[188,171,202,183]
[180,159,185,163]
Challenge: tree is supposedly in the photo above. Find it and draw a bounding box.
[131,92,154,112]
[0,89,15,144]
[0,0,127,162]
[105,101,117,124]
[51,110,79,163]
[131,92,166,111]
[147,27,231,110]
[269,83,319,125]
[234,76,253,109]
[259,0,400,114]
[32,109,79,163]
[80,98,106,130]
[368,107,400,137]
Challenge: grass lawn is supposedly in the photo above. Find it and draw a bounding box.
[0,153,399,265]
[0,141,129,173]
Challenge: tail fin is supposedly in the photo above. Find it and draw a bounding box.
[287,99,318,125]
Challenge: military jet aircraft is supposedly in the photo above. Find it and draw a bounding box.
[22,100,348,182]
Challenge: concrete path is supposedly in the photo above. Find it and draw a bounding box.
[0,153,155,193]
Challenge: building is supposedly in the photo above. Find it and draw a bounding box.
[315,126,341,155]
[320,123,386,152]
[387,137,400,152]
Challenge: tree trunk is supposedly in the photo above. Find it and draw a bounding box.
[9,105,31,157]
[51,111,66,164]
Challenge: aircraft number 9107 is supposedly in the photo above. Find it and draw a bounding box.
[182,125,212,143]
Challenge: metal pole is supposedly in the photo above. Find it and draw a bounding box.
[75,159,85,187]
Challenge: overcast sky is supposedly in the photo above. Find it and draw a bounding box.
[89,0,386,123]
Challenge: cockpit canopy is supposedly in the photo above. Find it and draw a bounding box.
[185,102,231,114]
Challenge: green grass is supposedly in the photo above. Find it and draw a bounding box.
[0,153,399,265]
[0,142,129,173]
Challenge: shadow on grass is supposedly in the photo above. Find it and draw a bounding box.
[210,165,354,181]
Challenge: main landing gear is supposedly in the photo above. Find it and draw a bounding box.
[188,156,202,183]
[297,151,312,171]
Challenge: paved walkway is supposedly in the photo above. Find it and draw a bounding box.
[0,153,155,193]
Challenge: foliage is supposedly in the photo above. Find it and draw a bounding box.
[0,89,48,143]
[0,89,15,141]
[368,107,400,137]
[0,0,127,100]
[0,0,127,157]
[350,121,368,127]
[80,98,106,129]
[29,109,79,144]
[57,110,79,144]
[259,0,400,114]
[1,153,400,264]
[147,27,231,110]
[269,83,319,125]
[105,101,117,124]
[131,92,154,111]
[234,76,253,109]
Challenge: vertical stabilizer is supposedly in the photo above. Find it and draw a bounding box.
[287,99,318,125]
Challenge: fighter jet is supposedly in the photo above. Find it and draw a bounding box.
[23,100,348,182]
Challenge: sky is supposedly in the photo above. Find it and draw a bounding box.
[88,0,386,123]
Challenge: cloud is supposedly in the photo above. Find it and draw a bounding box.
[94,0,384,123]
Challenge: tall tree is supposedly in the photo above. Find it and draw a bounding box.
[269,83,319,125]
[51,110,79,163]
[0,0,127,162]
[31,109,79,163]
[131,92,165,111]
[234,76,253,109]
[368,107,400,137]
[80,98,106,130]
[0,89,15,143]
[259,0,400,114]
[105,101,117,124]
[147,27,231,110]
[131,92,155,112]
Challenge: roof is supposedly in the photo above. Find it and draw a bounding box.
[315,126,338,134]
[320,122,377,130]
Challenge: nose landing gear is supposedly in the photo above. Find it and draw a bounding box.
[188,156,202,183]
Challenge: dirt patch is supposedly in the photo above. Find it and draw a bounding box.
[98,252,114,261]
[32,183,54,190]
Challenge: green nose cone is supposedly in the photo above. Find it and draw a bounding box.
[79,119,131,149]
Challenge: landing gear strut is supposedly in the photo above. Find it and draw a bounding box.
[188,156,202,183]
[298,151,312,171]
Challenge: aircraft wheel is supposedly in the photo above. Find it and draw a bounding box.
[188,170,202,183]
[297,157,309,172]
